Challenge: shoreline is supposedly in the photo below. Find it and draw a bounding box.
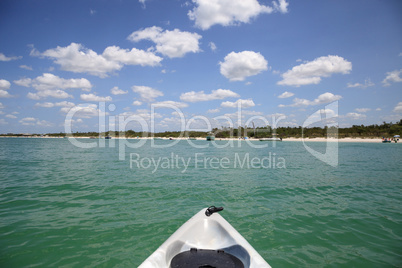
[1,136,399,143]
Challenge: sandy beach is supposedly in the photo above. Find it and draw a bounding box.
[2,136,400,143]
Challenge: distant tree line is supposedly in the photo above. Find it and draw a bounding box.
[2,119,401,139]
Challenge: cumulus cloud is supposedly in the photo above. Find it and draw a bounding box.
[19,117,52,127]
[15,73,92,91]
[60,104,102,118]
[207,108,220,113]
[152,100,188,108]
[220,51,268,81]
[278,91,294,98]
[382,69,402,86]
[209,42,217,51]
[0,90,12,98]
[347,78,374,88]
[36,43,162,78]
[20,65,33,71]
[345,112,366,120]
[35,101,75,108]
[355,108,371,113]
[15,73,92,100]
[278,55,352,86]
[0,53,22,61]
[5,114,17,119]
[128,26,202,58]
[188,0,289,30]
[27,90,73,100]
[279,92,342,107]
[132,85,163,102]
[80,93,112,102]
[110,86,128,95]
[133,100,143,106]
[221,99,255,108]
[393,102,402,113]
[0,79,11,90]
[0,79,12,98]
[180,89,239,102]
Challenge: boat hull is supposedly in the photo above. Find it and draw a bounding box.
[139,208,270,268]
[259,138,281,141]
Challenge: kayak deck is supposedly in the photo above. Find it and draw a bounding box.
[139,207,270,268]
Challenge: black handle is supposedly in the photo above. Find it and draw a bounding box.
[205,206,224,216]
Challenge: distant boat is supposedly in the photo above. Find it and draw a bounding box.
[169,137,174,140]
[105,136,111,139]
[206,132,215,141]
[259,133,282,141]
[259,137,282,141]
[382,140,391,143]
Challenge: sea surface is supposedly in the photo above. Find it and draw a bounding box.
[0,137,401,267]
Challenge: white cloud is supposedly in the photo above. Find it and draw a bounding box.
[220,51,268,81]
[152,100,188,108]
[13,78,32,87]
[5,114,17,119]
[0,102,4,109]
[180,89,239,102]
[382,69,402,86]
[347,78,374,88]
[0,53,22,61]
[188,0,289,30]
[376,108,382,111]
[132,85,163,102]
[35,101,75,108]
[0,79,11,90]
[278,91,294,98]
[110,86,128,95]
[278,55,352,86]
[27,90,73,100]
[16,73,92,100]
[221,99,255,108]
[0,90,12,98]
[60,104,101,118]
[133,100,143,106]
[345,112,366,120]
[207,108,220,113]
[279,92,342,107]
[15,73,92,91]
[80,93,112,102]
[139,0,146,8]
[355,108,371,113]
[19,117,53,127]
[37,43,162,78]
[102,46,162,66]
[0,79,12,98]
[209,42,217,51]
[393,102,402,113]
[20,65,33,71]
[128,26,202,58]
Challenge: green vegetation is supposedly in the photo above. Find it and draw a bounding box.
[1,119,401,139]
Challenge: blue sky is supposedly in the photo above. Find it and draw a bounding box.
[0,0,401,134]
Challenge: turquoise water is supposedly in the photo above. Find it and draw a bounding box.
[0,138,401,267]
